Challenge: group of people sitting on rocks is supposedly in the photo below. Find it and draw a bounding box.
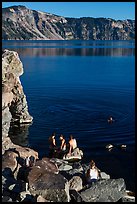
[48,133,80,159]
[48,133,99,184]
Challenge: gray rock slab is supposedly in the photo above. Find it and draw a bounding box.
[80,178,126,202]
[100,171,110,180]
[59,163,73,171]
[50,158,68,165]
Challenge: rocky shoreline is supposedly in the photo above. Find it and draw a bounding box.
[2,49,135,202]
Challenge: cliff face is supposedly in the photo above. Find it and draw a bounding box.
[2,5,65,40]
[2,49,33,154]
[2,5,135,40]
[63,17,135,40]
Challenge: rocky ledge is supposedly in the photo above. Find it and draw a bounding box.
[2,49,33,154]
[2,50,135,202]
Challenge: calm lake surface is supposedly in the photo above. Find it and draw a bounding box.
[3,40,135,191]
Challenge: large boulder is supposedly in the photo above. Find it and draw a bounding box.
[79,178,126,202]
[2,147,39,183]
[2,150,18,173]
[29,171,70,202]
[14,145,39,161]
[63,148,83,161]
[36,157,59,174]
[62,163,84,180]
[69,176,83,192]
[100,171,110,180]
[28,158,70,202]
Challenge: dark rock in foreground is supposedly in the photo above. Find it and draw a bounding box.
[28,158,70,202]
[68,176,83,192]
[79,178,126,202]
[29,172,70,202]
[2,150,18,173]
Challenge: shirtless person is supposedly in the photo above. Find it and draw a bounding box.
[59,134,66,151]
[68,135,77,155]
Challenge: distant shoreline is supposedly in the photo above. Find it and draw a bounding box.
[2,5,135,40]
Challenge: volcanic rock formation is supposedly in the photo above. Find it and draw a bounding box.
[2,5,135,40]
[2,49,33,154]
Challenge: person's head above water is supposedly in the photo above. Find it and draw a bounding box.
[108,116,113,122]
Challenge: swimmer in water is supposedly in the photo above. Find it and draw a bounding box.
[108,116,115,123]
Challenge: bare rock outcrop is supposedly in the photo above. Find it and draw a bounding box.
[68,176,83,192]
[2,49,33,154]
[28,158,70,202]
[79,178,126,202]
[2,49,39,202]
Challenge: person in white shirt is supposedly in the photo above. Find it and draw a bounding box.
[86,160,99,184]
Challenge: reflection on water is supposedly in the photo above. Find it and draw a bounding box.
[3,47,135,57]
[2,40,135,57]
[2,40,135,47]
[8,123,32,147]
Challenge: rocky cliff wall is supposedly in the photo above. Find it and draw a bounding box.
[2,49,33,154]
[2,5,135,40]
[63,17,135,40]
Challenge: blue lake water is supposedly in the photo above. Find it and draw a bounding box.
[3,40,135,191]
